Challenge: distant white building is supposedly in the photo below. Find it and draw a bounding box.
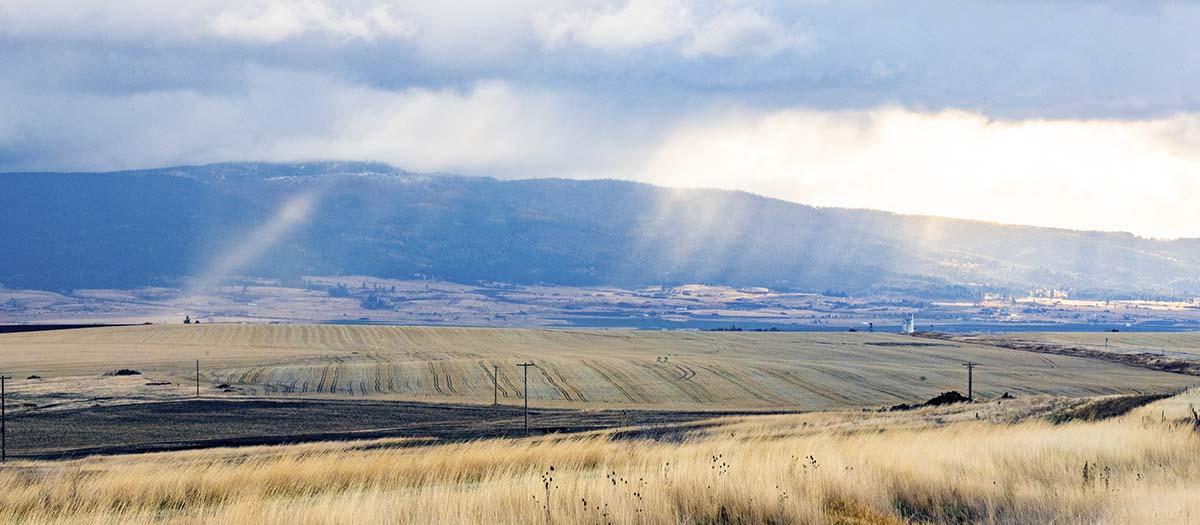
[902,314,916,334]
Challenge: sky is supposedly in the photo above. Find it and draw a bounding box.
[3,0,1200,238]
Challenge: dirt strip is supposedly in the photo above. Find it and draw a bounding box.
[4,398,798,460]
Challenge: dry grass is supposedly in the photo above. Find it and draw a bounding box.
[1,391,1197,524]
[0,325,1191,411]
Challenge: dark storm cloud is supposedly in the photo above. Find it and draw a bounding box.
[2,0,1199,172]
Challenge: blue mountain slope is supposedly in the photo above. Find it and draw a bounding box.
[2,162,1197,298]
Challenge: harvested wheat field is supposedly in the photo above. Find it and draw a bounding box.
[0,324,1193,411]
[963,331,1200,361]
[1,389,1197,524]
[949,331,1200,378]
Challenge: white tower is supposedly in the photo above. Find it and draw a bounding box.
[903,314,916,334]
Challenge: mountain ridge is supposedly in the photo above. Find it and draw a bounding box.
[3,162,1198,298]
[11,160,1184,240]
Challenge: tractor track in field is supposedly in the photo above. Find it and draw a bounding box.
[247,367,266,385]
[428,362,446,395]
[672,362,717,401]
[810,366,907,401]
[588,361,652,403]
[537,366,574,401]
[440,363,458,394]
[497,367,521,399]
[401,364,414,393]
[1035,354,1058,368]
[674,364,697,381]
[478,362,510,398]
[643,363,703,403]
[584,360,639,403]
[316,366,330,393]
[756,367,854,404]
[330,364,344,395]
[695,364,778,404]
[549,366,587,402]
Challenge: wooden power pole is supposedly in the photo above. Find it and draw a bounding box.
[493,365,499,406]
[1,375,9,462]
[195,360,200,398]
[518,362,535,433]
[962,362,979,401]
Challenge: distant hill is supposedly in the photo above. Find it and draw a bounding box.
[3,162,1198,298]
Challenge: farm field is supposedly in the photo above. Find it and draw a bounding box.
[2,389,1197,524]
[962,331,1200,361]
[0,324,1192,412]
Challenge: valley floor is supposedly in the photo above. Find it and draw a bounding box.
[0,325,1192,413]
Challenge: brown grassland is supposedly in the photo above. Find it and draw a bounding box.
[0,388,1197,524]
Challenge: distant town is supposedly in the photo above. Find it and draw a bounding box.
[4,278,1198,333]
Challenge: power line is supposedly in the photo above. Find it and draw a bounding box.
[517,362,535,434]
[962,362,980,401]
[1,375,9,462]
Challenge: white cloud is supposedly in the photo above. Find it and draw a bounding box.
[5,1,1200,238]
[534,0,692,51]
[639,108,1200,238]
[7,62,1200,238]
[208,1,416,42]
[532,0,805,58]
[0,68,646,179]
[682,6,807,58]
[265,79,626,176]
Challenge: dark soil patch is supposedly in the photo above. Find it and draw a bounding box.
[4,399,796,460]
[865,342,957,348]
[890,391,972,411]
[925,391,971,406]
[106,369,142,376]
[0,324,134,334]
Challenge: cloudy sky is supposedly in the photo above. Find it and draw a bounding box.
[3,0,1200,238]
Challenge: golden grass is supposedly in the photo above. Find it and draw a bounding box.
[2,391,1197,524]
[0,325,1191,411]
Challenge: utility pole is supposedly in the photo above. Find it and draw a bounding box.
[962,362,979,401]
[195,360,200,397]
[1,375,9,462]
[518,362,535,434]
[493,365,499,406]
